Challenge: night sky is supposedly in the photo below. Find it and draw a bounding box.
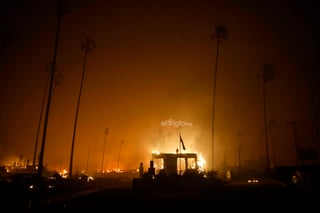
[0,0,319,174]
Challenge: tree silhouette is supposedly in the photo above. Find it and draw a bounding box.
[69,36,96,178]
[258,63,275,175]
[32,63,63,167]
[37,0,66,178]
[101,128,109,173]
[210,24,228,170]
[117,139,124,172]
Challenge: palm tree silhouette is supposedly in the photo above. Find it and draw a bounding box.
[101,128,109,173]
[259,63,275,175]
[32,63,63,167]
[210,24,228,170]
[117,139,124,172]
[69,36,96,178]
[37,0,66,177]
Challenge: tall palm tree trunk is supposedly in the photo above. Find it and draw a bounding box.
[211,35,220,171]
[69,48,88,178]
[211,24,228,170]
[33,71,50,167]
[69,37,95,178]
[37,2,64,178]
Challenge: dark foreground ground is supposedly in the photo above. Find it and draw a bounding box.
[0,175,318,211]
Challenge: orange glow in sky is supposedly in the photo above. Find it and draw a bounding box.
[0,0,319,175]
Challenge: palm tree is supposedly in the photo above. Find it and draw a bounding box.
[101,128,109,173]
[117,139,124,172]
[37,1,65,178]
[32,63,63,167]
[259,63,275,175]
[69,36,96,178]
[210,24,228,170]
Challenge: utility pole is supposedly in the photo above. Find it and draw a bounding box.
[69,36,96,178]
[37,1,64,178]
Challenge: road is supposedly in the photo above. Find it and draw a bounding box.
[35,177,318,210]
[1,176,317,211]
